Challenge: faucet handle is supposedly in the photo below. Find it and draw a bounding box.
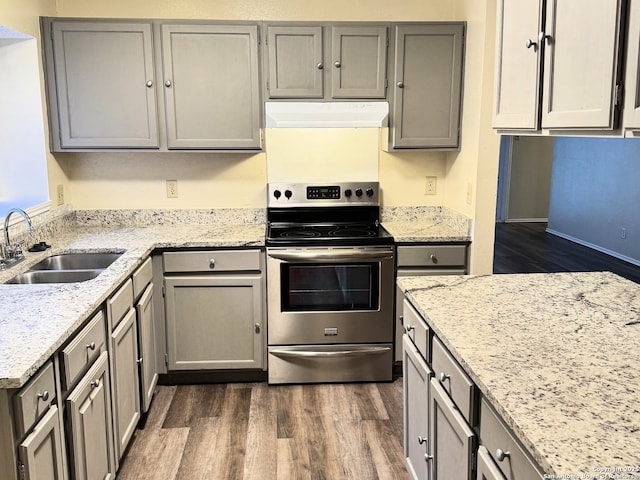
[14,242,24,260]
[0,245,6,270]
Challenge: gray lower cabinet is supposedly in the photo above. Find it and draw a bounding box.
[476,446,506,480]
[161,24,261,149]
[429,377,476,479]
[163,249,265,371]
[136,282,158,413]
[403,335,432,480]
[391,23,464,149]
[66,351,115,480]
[45,20,158,150]
[265,24,388,100]
[18,406,65,480]
[624,0,640,132]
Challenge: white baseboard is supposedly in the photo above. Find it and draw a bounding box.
[545,228,640,267]
[504,218,548,223]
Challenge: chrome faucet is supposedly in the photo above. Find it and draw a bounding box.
[3,208,33,267]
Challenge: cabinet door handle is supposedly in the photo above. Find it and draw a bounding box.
[396,81,404,88]
[90,379,101,389]
[209,258,216,269]
[334,61,341,68]
[137,357,143,365]
[496,448,511,462]
[86,342,96,351]
[424,453,433,462]
[255,323,261,333]
[430,254,438,264]
[439,372,451,384]
[538,31,552,45]
[37,391,50,402]
[165,80,172,87]
[417,435,427,445]
[316,63,324,70]
[525,38,537,51]
[146,80,153,87]
[405,325,415,332]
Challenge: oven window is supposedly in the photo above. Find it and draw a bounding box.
[281,263,379,311]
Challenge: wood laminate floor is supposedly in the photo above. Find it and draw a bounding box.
[493,222,640,283]
[117,378,406,480]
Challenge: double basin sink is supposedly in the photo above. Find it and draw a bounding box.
[6,252,123,284]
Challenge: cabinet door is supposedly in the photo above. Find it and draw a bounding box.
[111,308,141,460]
[161,24,261,149]
[403,336,432,480]
[392,24,464,149]
[137,283,158,413]
[66,351,115,480]
[476,446,506,480]
[266,26,324,98]
[331,26,387,98]
[624,0,640,130]
[492,0,544,129]
[541,0,623,129]
[50,21,158,149]
[429,378,475,480]
[18,406,65,480]
[165,274,264,370]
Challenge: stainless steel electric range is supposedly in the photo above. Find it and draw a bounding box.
[265,182,394,384]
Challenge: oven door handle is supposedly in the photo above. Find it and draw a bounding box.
[267,249,394,262]
[270,346,391,358]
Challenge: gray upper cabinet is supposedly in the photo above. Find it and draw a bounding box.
[493,0,625,131]
[391,24,464,149]
[161,24,261,149]
[47,21,159,149]
[265,24,388,100]
[266,26,324,98]
[331,26,388,98]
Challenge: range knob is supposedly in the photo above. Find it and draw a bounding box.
[344,189,352,198]
[355,188,363,197]
[284,189,292,199]
[366,187,374,197]
[273,190,282,199]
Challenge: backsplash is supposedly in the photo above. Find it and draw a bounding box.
[381,206,472,235]
[73,208,266,226]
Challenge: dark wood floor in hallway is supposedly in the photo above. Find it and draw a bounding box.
[493,222,640,283]
[117,378,406,480]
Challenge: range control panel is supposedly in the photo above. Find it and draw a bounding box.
[268,182,379,207]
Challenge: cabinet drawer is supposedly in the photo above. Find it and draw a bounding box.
[397,245,467,268]
[431,336,475,422]
[61,311,106,390]
[163,249,262,273]
[13,361,56,438]
[480,398,544,480]
[109,278,133,329]
[402,298,429,361]
[132,257,152,299]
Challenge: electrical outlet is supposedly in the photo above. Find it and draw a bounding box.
[621,227,627,239]
[166,180,178,198]
[425,176,437,195]
[56,184,64,205]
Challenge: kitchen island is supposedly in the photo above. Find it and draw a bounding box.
[398,272,640,477]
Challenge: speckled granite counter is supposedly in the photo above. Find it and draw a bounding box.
[381,206,471,242]
[398,272,640,477]
[0,220,265,389]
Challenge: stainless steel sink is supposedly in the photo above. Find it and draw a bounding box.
[5,251,123,284]
[7,269,103,284]
[29,253,123,271]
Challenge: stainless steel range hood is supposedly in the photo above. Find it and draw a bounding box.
[265,101,389,128]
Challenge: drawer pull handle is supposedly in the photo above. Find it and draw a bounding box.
[209,258,216,269]
[417,435,427,445]
[496,448,511,462]
[439,372,451,384]
[405,325,415,332]
[37,391,50,402]
[424,453,433,462]
[137,357,143,365]
[430,254,438,264]
[86,342,96,351]
[90,379,101,389]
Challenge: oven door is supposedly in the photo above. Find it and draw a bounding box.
[266,247,395,345]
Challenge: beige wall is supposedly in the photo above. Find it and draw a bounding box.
[3,0,501,273]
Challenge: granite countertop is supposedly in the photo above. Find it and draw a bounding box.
[398,272,640,477]
[0,223,265,389]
